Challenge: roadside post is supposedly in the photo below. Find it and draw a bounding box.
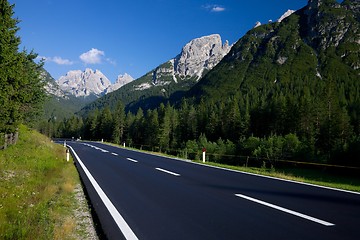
[66,148,70,162]
[202,147,206,163]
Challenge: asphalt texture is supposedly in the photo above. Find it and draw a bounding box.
[65,141,360,240]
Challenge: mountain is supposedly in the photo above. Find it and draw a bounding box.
[184,0,360,146]
[57,68,112,97]
[188,0,359,102]
[79,34,231,114]
[174,34,231,80]
[56,69,134,98]
[40,68,98,120]
[42,69,68,99]
[106,73,134,94]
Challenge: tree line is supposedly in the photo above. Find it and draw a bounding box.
[38,82,360,168]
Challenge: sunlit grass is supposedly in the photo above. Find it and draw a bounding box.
[0,125,90,239]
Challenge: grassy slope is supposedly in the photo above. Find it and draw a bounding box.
[0,125,95,239]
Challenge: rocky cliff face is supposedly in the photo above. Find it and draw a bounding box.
[41,69,68,99]
[106,73,134,93]
[56,69,134,98]
[57,68,112,97]
[174,34,231,79]
[150,34,232,87]
[303,0,360,50]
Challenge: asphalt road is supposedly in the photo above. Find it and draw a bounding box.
[65,141,360,240]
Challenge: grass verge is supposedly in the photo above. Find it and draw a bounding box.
[0,125,96,239]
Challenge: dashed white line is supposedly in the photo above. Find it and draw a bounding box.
[235,193,335,226]
[111,153,118,156]
[155,168,180,176]
[67,145,139,239]
[126,158,138,163]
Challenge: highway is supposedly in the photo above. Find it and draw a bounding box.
[65,141,360,240]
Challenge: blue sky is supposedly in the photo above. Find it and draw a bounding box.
[11,0,308,82]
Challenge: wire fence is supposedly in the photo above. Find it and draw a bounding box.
[127,142,360,175]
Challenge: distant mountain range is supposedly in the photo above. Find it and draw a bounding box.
[79,33,232,113]
[55,69,134,98]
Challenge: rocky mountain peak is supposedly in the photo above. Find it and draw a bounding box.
[106,73,134,94]
[174,34,232,79]
[57,68,111,97]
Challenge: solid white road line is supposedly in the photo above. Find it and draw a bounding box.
[126,158,138,163]
[111,153,118,156]
[235,193,335,226]
[155,168,181,177]
[68,145,139,240]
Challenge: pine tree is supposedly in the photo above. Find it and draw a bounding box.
[99,107,113,141]
[144,109,160,148]
[0,0,46,135]
[112,101,125,144]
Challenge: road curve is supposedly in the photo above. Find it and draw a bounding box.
[65,141,360,240]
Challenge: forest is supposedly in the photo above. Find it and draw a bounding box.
[38,81,360,169]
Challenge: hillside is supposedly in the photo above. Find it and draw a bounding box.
[79,34,231,114]
[188,0,359,101]
[179,0,360,163]
[187,0,359,132]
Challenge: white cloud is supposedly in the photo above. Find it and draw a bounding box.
[203,4,226,12]
[79,48,105,64]
[52,56,74,65]
[37,55,74,65]
[211,6,225,12]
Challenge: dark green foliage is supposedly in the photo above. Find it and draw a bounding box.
[0,0,46,135]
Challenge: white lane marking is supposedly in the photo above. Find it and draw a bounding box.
[155,168,180,177]
[126,158,138,163]
[111,153,118,156]
[67,145,139,239]
[101,149,109,153]
[235,194,335,226]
